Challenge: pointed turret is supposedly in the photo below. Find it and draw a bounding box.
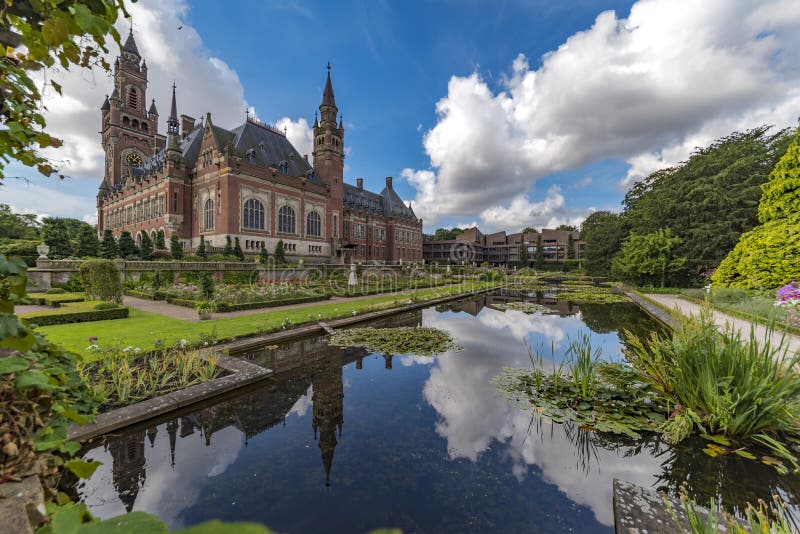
[338,115,343,130]
[101,94,110,111]
[122,27,140,57]
[167,83,180,153]
[322,62,336,108]
[148,98,158,116]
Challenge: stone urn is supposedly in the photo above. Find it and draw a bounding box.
[36,243,49,260]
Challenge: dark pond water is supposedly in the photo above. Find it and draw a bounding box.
[64,291,800,532]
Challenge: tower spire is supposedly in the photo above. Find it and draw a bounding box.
[122,25,140,57]
[167,83,180,152]
[322,62,336,108]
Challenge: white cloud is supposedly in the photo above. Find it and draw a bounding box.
[276,117,314,160]
[2,180,97,223]
[406,0,800,225]
[570,177,593,189]
[35,0,249,182]
[479,186,594,232]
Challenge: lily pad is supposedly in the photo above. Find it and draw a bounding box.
[328,327,461,356]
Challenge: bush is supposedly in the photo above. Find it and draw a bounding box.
[200,271,215,300]
[222,271,255,285]
[46,288,66,294]
[124,289,166,300]
[54,273,85,292]
[93,302,120,310]
[22,306,129,326]
[79,259,122,303]
[151,250,172,260]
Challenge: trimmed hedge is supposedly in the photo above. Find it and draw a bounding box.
[21,306,129,326]
[165,294,331,312]
[124,289,167,301]
[29,292,86,306]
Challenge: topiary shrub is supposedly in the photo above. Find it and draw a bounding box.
[714,127,800,289]
[45,288,66,294]
[79,259,122,303]
[93,302,120,310]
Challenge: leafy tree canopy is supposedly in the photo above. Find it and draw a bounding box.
[612,228,687,287]
[1,0,129,180]
[427,227,464,241]
[0,203,39,241]
[580,211,625,277]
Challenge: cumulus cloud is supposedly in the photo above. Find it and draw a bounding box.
[2,181,97,222]
[276,117,314,161]
[406,0,800,226]
[479,186,593,232]
[34,0,250,182]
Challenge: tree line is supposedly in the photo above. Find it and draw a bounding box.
[580,125,796,287]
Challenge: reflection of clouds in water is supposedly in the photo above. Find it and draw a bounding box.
[79,426,244,529]
[478,309,569,344]
[422,309,662,526]
[399,355,437,366]
[288,386,313,417]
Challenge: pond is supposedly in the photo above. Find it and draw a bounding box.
[62,290,800,533]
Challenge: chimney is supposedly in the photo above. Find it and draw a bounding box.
[357,178,363,190]
[385,176,393,189]
[180,114,195,139]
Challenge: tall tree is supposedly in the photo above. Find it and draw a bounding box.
[233,237,244,260]
[196,237,206,259]
[566,233,575,260]
[0,204,39,240]
[580,212,626,277]
[118,231,137,258]
[1,1,128,180]
[100,229,118,259]
[519,241,528,266]
[139,232,153,260]
[713,127,800,289]
[76,225,99,257]
[274,239,286,265]
[622,126,792,282]
[223,235,233,256]
[611,228,687,287]
[170,234,183,259]
[429,227,464,241]
[557,224,577,231]
[40,217,72,258]
[259,245,269,264]
[155,229,166,250]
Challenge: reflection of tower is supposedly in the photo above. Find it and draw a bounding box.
[107,429,147,512]
[312,353,344,487]
[167,419,179,469]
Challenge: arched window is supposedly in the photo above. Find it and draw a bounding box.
[122,116,130,127]
[128,88,138,110]
[132,119,139,128]
[306,211,321,237]
[243,198,264,230]
[204,198,214,230]
[141,122,149,132]
[278,205,295,234]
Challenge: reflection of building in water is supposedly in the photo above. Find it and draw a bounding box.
[312,351,344,487]
[101,311,422,507]
[106,429,147,512]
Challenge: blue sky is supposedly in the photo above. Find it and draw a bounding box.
[4,0,799,231]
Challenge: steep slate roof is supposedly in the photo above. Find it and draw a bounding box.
[343,182,419,221]
[322,67,336,107]
[118,125,204,186]
[122,29,140,57]
[229,120,314,178]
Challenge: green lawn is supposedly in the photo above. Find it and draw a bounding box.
[39,282,497,357]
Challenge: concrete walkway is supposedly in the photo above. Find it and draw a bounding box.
[121,291,416,323]
[643,293,800,355]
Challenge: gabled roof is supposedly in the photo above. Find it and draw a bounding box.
[380,185,417,220]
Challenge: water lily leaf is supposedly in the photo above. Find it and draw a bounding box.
[175,521,275,533]
[66,459,102,479]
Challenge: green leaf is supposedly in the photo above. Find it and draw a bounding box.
[65,459,102,479]
[77,512,167,534]
[49,502,92,534]
[15,369,54,390]
[700,433,731,447]
[734,449,757,460]
[175,521,276,534]
[0,355,29,374]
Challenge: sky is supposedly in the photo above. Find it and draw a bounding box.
[3,0,800,232]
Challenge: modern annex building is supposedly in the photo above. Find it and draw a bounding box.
[96,30,423,264]
[423,227,585,266]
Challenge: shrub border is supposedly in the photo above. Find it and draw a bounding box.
[22,307,129,326]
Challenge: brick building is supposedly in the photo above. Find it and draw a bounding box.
[96,30,422,264]
[423,227,584,266]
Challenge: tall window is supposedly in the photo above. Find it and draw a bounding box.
[243,198,265,230]
[278,205,295,234]
[306,211,321,237]
[204,198,214,230]
[333,214,338,237]
[128,88,138,110]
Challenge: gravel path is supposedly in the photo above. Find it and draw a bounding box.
[643,293,800,355]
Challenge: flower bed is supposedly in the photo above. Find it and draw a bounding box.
[80,346,222,411]
[20,301,129,326]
